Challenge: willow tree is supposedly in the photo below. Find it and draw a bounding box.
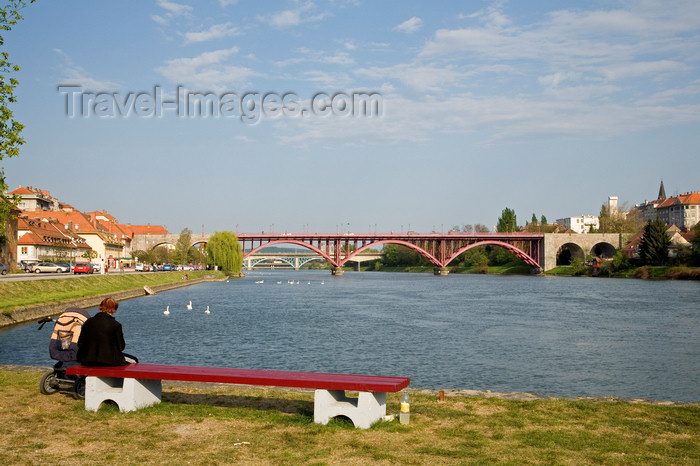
[206,231,243,274]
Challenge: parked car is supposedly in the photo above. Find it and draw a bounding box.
[135,263,145,271]
[162,264,174,271]
[91,263,101,273]
[22,261,38,272]
[73,263,94,274]
[55,262,71,273]
[32,262,64,273]
[0,262,9,275]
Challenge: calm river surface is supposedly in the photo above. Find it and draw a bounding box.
[1,271,698,401]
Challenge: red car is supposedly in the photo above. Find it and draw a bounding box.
[73,263,94,274]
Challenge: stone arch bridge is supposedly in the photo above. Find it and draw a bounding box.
[133,232,622,274]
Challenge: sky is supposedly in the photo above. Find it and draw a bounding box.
[3,0,700,234]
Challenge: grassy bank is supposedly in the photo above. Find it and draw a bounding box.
[1,370,697,464]
[546,265,700,280]
[0,271,226,313]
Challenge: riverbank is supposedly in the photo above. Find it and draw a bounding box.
[0,271,227,327]
[349,262,700,279]
[1,367,697,464]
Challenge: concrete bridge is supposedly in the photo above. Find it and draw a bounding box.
[134,231,622,274]
[244,252,383,270]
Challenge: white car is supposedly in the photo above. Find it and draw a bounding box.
[135,263,145,271]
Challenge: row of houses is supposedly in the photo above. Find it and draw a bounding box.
[2,186,168,270]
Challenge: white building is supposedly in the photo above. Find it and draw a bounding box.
[555,216,600,234]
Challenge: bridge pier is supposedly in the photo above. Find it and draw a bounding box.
[331,267,344,276]
[433,267,449,276]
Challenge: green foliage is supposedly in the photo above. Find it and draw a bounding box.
[569,258,587,276]
[1,0,34,161]
[381,243,430,267]
[174,228,193,264]
[530,213,538,225]
[540,215,547,225]
[206,231,243,274]
[598,204,643,234]
[610,250,631,271]
[691,222,700,266]
[639,219,671,266]
[497,207,517,232]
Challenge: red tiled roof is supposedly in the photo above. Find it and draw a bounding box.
[27,210,99,233]
[8,186,34,195]
[122,224,169,235]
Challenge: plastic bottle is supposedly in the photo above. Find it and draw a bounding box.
[400,390,410,425]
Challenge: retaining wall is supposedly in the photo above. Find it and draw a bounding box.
[0,276,225,328]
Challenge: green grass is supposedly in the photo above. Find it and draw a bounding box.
[0,271,226,312]
[1,370,698,464]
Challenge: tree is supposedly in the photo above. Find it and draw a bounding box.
[174,228,193,264]
[598,203,643,233]
[1,1,34,250]
[530,213,538,225]
[689,222,700,266]
[206,231,243,274]
[496,207,517,233]
[1,0,33,161]
[540,215,547,225]
[638,219,671,266]
[473,223,490,233]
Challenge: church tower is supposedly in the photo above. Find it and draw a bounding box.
[658,179,666,200]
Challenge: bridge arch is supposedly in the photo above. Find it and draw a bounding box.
[147,241,175,250]
[591,242,616,258]
[246,239,336,265]
[345,240,440,267]
[448,241,540,269]
[556,243,586,265]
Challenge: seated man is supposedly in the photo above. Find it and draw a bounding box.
[77,297,136,366]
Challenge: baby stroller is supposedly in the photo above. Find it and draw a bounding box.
[37,307,91,399]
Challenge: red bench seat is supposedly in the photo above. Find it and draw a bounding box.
[67,363,409,392]
[67,363,410,429]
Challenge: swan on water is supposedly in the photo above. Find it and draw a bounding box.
[163,305,170,316]
[186,301,192,310]
[205,305,210,314]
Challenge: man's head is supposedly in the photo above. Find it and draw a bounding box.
[99,297,119,315]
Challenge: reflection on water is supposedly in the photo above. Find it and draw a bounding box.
[1,271,698,401]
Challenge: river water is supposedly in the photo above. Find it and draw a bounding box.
[1,271,698,402]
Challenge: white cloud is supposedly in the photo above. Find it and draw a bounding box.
[54,49,119,89]
[270,9,301,28]
[153,0,192,25]
[598,60,690,81]
[218,0,237,6]
[184,22,241,43]
[155,48,260,90]
[259,2,328,29]
[275,48,355,68]
[393,16,423,34]
[157,0,192,16]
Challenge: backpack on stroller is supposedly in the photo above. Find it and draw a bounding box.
[38,307,91,399]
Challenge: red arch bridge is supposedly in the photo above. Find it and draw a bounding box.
[239,232,546,276]
[132,231,621,274]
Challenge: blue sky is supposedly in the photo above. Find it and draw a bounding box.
[3,0,699,234]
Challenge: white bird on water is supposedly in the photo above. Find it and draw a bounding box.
[186,300,192,310]
[204,305,210,315]
[163,305,170,316]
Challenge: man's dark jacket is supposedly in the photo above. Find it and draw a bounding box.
[77,312,128,366]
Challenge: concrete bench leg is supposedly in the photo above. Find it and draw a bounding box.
[314,389,387,429]
[84,376,162,412]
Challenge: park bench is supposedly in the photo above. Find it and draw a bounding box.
[66,363,410,429]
